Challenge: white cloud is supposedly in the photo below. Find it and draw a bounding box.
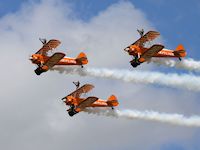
[0,0,199,150]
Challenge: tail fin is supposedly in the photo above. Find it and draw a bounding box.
[174,44,187,57]
[107,95,119,107]
[76,52,88,65]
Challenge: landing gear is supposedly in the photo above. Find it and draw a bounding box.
[68,109,78,117]
[68,110,76,116]
[34,67,44,75]
[67,105,78,117]
[130,61,140,68]
[130,57,140,68]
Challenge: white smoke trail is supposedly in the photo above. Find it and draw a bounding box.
[51,67,200,91]
[151,58,200,72]
[83,108,200,127]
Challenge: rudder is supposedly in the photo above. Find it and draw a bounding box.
[174,44,187,57]
[107,95,119,107]
[76,52,88,65]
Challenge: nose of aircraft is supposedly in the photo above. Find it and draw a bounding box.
[124,47,130,52]
[29,56,33,60]
[29,55,38,62]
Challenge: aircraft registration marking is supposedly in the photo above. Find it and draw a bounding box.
[61,59,76,64]
[158,50,174,56]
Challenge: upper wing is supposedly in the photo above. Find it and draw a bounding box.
[134,31,160,46]
[76,97,99,110]
[140,44,164,62]
[36,39,61,55]
[67,84,94,98]
[44,52,65,69]
[125,31,160,50]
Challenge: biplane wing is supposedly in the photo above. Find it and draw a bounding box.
[140,44,164,62]
[134,31,160,46]
[76,97,99,111]
[67,84,94,98]
[126,31,160,49]
[44,52,65,69]
[36,39,61,55]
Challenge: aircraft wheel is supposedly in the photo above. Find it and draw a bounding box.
[130,60,140,68]
[68,111,75,117]
[68,110,77,117]
[130,62,138,68]
[34,68,43,75]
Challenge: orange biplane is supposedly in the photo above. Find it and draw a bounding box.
[30,39,88,75]
[62,83,119,116]
[124,30,187,68]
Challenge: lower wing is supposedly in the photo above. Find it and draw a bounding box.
[139,44,164,62]
[76,97,99,111]
[44,52,65,69]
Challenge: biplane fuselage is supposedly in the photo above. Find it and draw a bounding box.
[124,30,187,67]
[91,99,118,107]
[65,96,118,108]
[62,84,119,116]
[30,39,88,75]
[127,45,186,63]
[30,53,88,67]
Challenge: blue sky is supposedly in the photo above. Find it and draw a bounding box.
[0,0,27,16]
[68,0,200,58]
[1,0,199,58]
[1,1,200,150]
